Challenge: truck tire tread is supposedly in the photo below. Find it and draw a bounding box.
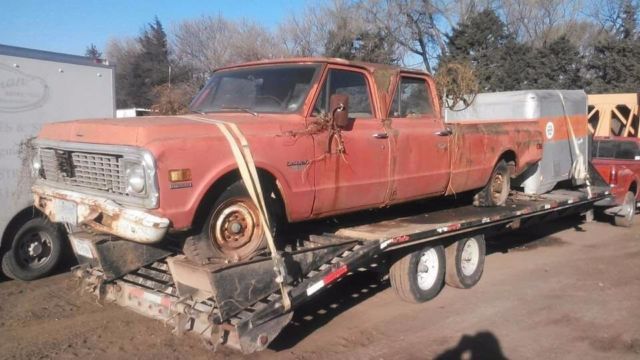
[389,244,445,303]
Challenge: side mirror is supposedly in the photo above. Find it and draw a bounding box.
[330,94,350,129]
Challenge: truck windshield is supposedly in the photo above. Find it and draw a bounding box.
[190,64,320,114]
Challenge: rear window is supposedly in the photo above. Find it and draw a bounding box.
[593,140,640,160]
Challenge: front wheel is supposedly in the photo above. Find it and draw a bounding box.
[389,244,446,303]
[184,180,281,264]
[1,217,64,281]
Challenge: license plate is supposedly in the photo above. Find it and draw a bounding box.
[52,199,77,225]
[71,238,94,259]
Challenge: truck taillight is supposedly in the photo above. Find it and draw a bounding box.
[610,167,618,185]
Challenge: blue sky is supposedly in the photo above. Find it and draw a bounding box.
[1,0,307,56]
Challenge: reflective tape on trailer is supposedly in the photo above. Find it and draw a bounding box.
[306,265,348,296]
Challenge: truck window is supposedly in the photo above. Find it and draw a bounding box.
[390,77,434,117]
[593,140,640,159]
[312,69,373,118]
[190,64,320,114]
[593,141,615,158]
[616,141,639,160]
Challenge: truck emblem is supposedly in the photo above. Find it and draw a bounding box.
[287,160,309,171]
[170,182,192,190]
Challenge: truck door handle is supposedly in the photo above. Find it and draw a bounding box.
[372,132,389,139]
[435,128,452,136]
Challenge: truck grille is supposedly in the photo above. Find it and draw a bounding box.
[40,148,128,195]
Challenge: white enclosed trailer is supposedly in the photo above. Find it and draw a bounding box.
[0,44,115,280]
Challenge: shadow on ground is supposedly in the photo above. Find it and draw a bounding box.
[435,331,508,360]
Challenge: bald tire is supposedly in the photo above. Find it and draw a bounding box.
[445,235,486,289]
[389,244,445,303]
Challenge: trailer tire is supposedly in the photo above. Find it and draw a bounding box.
[1,218,64,281]
[445,235,485,289]
[474,160,510,207]
[614,191,636,227]
[185,180,281,264]
[389,244,445,303]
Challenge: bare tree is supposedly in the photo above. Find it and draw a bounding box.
[358,0,454,71]
[172,15,287,83]
[498,0,584,46]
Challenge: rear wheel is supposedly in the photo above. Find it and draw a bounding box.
[184,180,280,264]
[474,160,511,207]
[614,191,636,227]
[445,235,486,289]
[389,244,445,303]
[1,217,64,281]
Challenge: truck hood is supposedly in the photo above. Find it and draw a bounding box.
[38,114,302,147]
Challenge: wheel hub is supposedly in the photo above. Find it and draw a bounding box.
[460,238,480,276]
[209,198,266,262]
[417,248,439,290]
[17,231,52,268]
[27,242,43,257]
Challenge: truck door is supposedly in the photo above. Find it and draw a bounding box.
[309,67,390,216]
[386,75,450,201]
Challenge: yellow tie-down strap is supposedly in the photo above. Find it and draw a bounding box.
[182,115,291,311]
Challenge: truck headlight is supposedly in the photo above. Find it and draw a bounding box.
[125,162,146,194]
[31,154,42,177]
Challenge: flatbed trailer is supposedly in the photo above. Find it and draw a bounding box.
[69,178,611,354]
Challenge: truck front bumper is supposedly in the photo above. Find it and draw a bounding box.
[33,184,170,244]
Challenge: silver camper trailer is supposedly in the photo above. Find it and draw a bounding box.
[0,44,115,280]
[445,90,590,195]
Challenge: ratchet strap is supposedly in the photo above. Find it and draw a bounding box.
[182,115,292,311]
[556,91,592,197]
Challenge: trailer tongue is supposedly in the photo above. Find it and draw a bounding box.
[68,179,609,354]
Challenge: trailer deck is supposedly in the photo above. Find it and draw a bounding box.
[70,183,610,353]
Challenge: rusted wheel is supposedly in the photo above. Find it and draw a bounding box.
[474,160,510,207]
[184,180,281,264]
[208,197,264,261]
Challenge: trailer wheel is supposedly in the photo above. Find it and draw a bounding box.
[474,160,510,207]
[614,191,636,227]
[389,244,445,303]
[185,180,281,263]
[445,235,485,289]
[1,217,64,281]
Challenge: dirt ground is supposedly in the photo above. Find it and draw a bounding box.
[1,215,639,360]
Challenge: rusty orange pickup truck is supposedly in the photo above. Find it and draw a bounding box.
[31,58,544,262]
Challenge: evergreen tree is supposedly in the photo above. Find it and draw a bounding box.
[528,36,584,90]
[440,9,533,92]
[586,1,640,93]
[129,16,171,108]
[84,43,102,60]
